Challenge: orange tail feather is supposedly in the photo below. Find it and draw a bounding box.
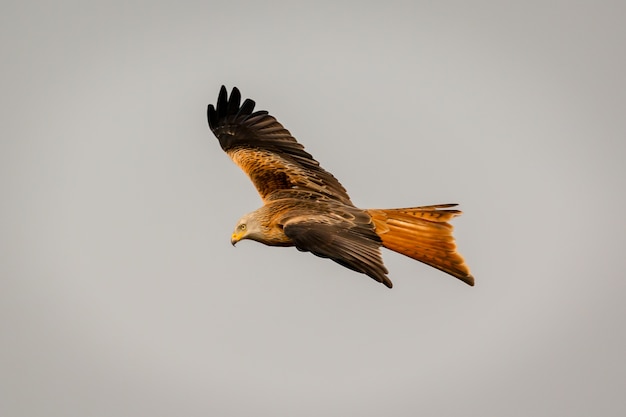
[367,205,474,286]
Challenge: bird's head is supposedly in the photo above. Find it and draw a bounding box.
[231,212,264,246]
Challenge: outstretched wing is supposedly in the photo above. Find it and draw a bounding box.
[282,211,392,288]
[207,86,352,205]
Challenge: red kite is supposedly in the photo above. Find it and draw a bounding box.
[207,86,474,288]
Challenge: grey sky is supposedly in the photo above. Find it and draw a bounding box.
[2,1,625,416]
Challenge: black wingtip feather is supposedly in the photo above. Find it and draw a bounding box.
[238,98,256,116]
[216,86,228,120]
[207,104,216,129]
[227,87,241,115]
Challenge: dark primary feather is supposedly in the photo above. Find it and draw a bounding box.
[207,86,352,204]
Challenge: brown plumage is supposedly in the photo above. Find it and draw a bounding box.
[207,86,474,288]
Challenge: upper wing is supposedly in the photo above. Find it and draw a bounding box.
[282,212,392,288]
[207,86,352,205]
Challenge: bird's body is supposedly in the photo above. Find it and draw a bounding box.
[208,86,474,288]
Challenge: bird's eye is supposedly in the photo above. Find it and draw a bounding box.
[239,224,246,231]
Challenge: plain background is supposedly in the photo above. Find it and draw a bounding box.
[2,1,625,416]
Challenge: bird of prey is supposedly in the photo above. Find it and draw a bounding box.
[207,86,474,288]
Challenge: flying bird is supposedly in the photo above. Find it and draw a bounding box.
[207,86,474,288]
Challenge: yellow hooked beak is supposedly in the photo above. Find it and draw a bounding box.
[231,231,244,246]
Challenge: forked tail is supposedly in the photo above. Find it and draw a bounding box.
[367,204,474,286]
